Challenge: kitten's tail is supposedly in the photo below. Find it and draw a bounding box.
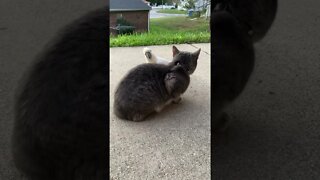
[143,47,170,65]
[143,47,156,63]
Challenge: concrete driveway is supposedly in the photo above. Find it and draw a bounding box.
[110,43,211,180]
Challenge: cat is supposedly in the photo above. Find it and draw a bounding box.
[213,0,278,42]
[114,63,190,121]
[12,7,108,180]
[212,11,255,132]
[143,46,201,75]
[114,46,201,121]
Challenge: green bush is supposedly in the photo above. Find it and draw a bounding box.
[117,26,135,35]
[116,16,131,26]
[115,17,135,35]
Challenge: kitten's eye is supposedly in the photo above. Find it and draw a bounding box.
[175,61,180,65]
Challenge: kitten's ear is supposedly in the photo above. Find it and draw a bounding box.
[172,46,180,57]
[193,48,201,59]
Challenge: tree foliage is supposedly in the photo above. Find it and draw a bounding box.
[148,0,169,5]
[184,0,196,10]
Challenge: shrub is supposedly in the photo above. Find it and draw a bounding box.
[116,17,135,35]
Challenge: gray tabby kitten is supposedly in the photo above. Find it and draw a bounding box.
[214,0,278,42]
[212,11,255,132]
[114,46,200,121]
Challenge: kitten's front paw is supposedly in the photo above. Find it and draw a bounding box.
[173,97,181,104]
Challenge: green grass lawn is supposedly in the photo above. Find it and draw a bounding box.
[156,9,187,14]
[110,17,210,47]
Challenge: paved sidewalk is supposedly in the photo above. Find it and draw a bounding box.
[110,43,211,180]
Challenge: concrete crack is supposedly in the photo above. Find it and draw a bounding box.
[188,43,210,55]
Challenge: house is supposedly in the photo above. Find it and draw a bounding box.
[110,0,151,34]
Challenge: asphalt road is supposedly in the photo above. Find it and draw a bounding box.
[0,1,105,179]
[150,8,186,19]
[213,0,320,179]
